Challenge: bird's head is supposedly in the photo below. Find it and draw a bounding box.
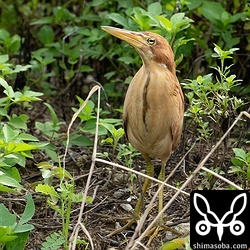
[101,26,175,73]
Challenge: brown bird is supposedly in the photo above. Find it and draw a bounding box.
[102,26,184,235]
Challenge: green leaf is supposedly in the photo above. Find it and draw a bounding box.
[170,13,193,33]
[2,124,16,143]
[5,231,30,250]
[18,194,35,226]
[231,157,243,167]
[68,134,93,147]
[71,193,92,203]
[132,7,151,30]
[53,166,73,180]
[35,121,58,137]
[187,0,203,10]
[0,29,10,41]
[114,127,125,139]
[35,184,59,198]
[81,118,107,135]
[0,54,9,64]
[100,123,115,136]
[247,166,250,180]
[7,153,27,167]
[74,98,95,121]
[0,227,17,243]
[156,16,172,32]
[161,238,185,250]
[0,184,19,193]
[80,65,93,73]
[100,118,122,126]
[41,231,65,250]
[0,175,24,189]
[42,143,58,161]
[148,2,162,15]
[0,108,8,118]
[101,137,113,145]
[0,204,16,226]
[13,224,34,233]
[0,78,14,98]
[118,56,135,65]
[107,13,129,29]
[1,166,21,182]
[30,17,53,25]
[8,116,28,130]
[233,148,246,160]
[201,1,225,25]
[16,133,39,142]
[44,103,59,127]
[13,64,32,73]
[229,165,245,174]
[38,25,55,45]
[20,88,43,99]
[11,142,47,153]
[70,193,84,202]
[53,6,75,22]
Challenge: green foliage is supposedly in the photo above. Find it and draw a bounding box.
[198,167,225,190]
[182,44,244,141]
[73,96,126,157]
[0,55,31,78]
[36,162,72,185]
[0,71,47,192]
[230,148,250,188]
[117,143,140,189]
[41,231,65,250]
[35,103,66,160]
[0,194,35,250]
[36,164,92,249]
[0,29,21,55]
[100,122,124,157]
[1,0,248,98]
[200,1,246,49]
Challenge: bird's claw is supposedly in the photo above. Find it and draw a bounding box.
[144,225,181,246]
[106,218,137,238]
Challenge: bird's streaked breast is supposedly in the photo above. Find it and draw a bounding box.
[123,64,183,161]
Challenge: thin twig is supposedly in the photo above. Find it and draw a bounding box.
[63,85,100,170]
[68,85,101,250]
[95,158,189,196]
[201,166,243,190]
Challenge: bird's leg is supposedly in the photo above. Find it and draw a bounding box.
[143,161,166,246]
[146,161,181,246]
[106,156,154,238]
[133,156,154,219]
[157,161,166,225]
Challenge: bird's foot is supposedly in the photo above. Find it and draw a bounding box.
[145,224,180,246]
[106,215,139,238]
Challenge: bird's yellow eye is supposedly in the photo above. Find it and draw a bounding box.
[147,37,156,45]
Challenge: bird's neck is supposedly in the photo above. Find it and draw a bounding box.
[141,60,176,76]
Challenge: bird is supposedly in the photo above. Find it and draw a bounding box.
[101,26,184,238]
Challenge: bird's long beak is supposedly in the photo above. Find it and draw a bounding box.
[101,26,146,48]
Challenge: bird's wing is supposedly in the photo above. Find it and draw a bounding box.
[171,82,184,152]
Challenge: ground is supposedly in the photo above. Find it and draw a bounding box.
[22,149,191,250]
[1,101,249,250]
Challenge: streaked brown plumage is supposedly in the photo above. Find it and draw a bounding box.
[102,26,184,232]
